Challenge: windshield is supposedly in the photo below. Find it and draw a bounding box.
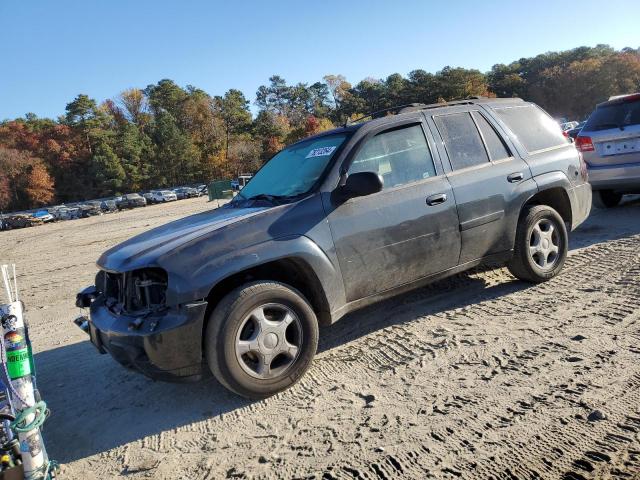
[237,133,348,201]
[584,96,640,131]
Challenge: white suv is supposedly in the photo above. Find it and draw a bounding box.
[151,190,178,203]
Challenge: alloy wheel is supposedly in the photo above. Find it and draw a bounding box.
[529,218,561,270]
[234,303,302,379]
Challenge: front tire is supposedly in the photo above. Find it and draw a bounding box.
[205,281,318,399]
[508,205,568,283]
[593,190,622,208]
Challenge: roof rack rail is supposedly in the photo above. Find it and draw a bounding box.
[345,103,428,127]
[344,96,504,127]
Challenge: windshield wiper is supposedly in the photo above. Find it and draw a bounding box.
[227,193,302,207]
[247,193,303,204]
[229,192,305,207]
[247,193,281,202]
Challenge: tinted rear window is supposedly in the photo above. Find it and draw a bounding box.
[493,104,567,153]
[583,97,640,131]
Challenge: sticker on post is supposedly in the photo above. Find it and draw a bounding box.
[0,314,17,332]
[305,146,337,158]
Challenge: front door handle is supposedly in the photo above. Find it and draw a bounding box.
[426,193,447,206]
[507,172,524,183]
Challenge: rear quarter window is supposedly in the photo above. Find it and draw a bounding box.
[493,104,567,153]
[471,111,511,161]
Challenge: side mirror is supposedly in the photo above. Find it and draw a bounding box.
[342,171,383,198]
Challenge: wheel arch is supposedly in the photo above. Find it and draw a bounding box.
[523,186,573,226]
[202,256,333,348]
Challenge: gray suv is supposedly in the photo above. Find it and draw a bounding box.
[75,98,591,398]
[576,93,640,207]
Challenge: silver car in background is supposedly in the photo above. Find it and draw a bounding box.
[576,93,640,207]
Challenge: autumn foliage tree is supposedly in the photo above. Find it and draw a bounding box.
[0,147,54,211]
[25,163,55,206]
[0,44,638,211]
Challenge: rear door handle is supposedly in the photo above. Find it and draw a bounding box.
[507,172,524,183]
[426,193,447,206]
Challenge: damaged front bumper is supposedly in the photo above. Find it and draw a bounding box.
[75,288,208,382]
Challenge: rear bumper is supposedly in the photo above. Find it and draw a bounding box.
[587,161,640,192]
[81,294,208,382]
[568,182,592,230]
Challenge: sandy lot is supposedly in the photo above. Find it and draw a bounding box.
[1,196,640,479]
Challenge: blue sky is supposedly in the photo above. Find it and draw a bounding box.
[0,0,638,120]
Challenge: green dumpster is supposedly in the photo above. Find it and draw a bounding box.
[208,180,234,201]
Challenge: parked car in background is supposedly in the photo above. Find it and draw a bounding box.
[150,190,177,203]
[77,97,591,399]
[141,192,155,204]
[100,200,118,213]
[576,93,640,207]
[174,187,198,199]
[560,121,579,132]
[3,214,43,229]
[50,206,81,221]
[116,193,147,209]
[231,174,253,191]
[82,202,104,216]
[566,121,586,140]
[33,210,55,222]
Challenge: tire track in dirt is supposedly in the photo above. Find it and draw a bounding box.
[309,332,640,480]
[304,257,640,480]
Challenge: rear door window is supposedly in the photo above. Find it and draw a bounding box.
[434,112,489,170]
[493,104,567,153]
[348,124,436,189]
[471,111,511,161]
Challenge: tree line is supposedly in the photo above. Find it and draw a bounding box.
[1,44,639,212]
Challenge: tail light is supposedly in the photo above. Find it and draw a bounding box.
[575,135,594,152]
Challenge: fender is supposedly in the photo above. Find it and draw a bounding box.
[532,170,592,231]
[165,235,344,313]
[523,170,582,230]
[531,170,573,192]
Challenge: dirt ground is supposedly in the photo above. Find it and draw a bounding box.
[1,196,640,479]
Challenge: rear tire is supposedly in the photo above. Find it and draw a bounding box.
[205,281,318,399]
[508,205,568,283]
[593,190,622,208]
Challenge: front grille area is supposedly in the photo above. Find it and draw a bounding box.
[96,268,168,315]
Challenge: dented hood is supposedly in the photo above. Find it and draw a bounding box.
[97,205,269,272]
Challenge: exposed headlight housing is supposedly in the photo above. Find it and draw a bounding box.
[96,268,168,315]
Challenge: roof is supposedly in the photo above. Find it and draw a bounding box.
[302,97,525,143]
[598,93,640,108]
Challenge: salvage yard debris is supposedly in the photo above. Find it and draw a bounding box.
[0,265,57,480]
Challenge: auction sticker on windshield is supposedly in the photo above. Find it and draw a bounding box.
[306,146,337,158]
